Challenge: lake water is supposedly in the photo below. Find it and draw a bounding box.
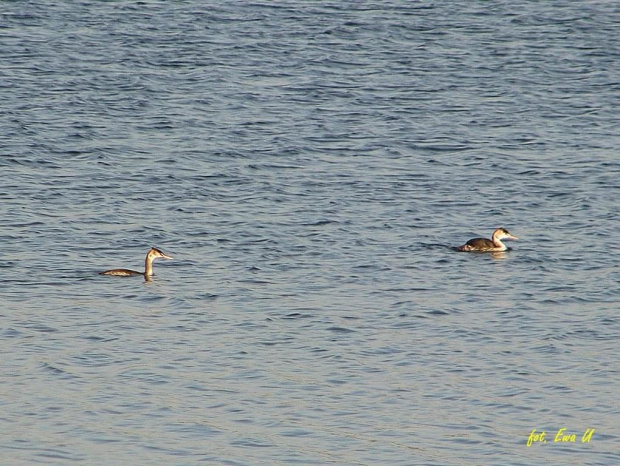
[1,1,619,464]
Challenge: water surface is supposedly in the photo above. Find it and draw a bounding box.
[1,1,619,464]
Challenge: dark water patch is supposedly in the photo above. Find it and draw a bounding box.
[1,1,619,464]
[22,323,59,333]
[40,362,70,377]
[325,326,355,333]
[80,335,120,343]
[258,338,295,346]
[34,448,86,462]
[281,312,313,320]
[0,322,21,337]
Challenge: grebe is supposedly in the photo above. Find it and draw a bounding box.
[99,247,173,277]
[458,228,518,252]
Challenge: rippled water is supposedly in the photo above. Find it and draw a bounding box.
[1,1,619,464]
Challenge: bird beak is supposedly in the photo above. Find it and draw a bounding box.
[509,234,518,240]
[162,253,173,260]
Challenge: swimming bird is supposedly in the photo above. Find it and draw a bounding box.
[99,247,173,277]
[458,228,518,252]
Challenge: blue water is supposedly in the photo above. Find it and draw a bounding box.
[1,1,619,464]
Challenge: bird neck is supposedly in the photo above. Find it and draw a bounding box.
[144,255,154,276]
[492,236,507,251]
